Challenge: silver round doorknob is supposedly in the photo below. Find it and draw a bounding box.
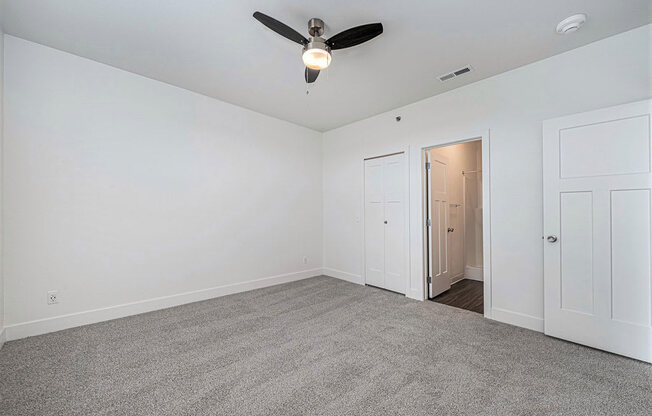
[547,235,558,243]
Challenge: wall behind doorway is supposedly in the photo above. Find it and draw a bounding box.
[322,24,651,332]
[429,140,482,283]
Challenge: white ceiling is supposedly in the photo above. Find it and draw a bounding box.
[1,0,650,131]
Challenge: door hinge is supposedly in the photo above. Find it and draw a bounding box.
[425,162,431,170]
[426,218,432,227]
[427,276,432,284]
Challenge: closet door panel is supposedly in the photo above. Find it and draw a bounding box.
[384,154,405,294]
[364,159,385,288]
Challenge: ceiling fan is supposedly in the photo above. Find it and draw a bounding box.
[253,11,383,84]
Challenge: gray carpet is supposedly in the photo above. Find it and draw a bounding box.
[1,276,650,416]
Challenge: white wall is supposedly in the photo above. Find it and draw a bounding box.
[323,25,652,331]
[0,28,5,348]
[2,36,323,339]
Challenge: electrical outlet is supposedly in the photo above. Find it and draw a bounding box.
[47,290,58,305]
[303,256,308,264]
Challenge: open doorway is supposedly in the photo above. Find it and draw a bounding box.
[424,140,484,313]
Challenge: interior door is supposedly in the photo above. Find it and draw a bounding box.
[383,154,406,293]
[364,153,406,294]
[429,150,451,297]
[543,99,652,362]
[364,158,385,288]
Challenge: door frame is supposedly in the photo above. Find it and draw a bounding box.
[420,131,492,317]
[361,149,411,295]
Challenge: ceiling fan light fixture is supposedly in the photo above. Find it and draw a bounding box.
[302,46,331,70]
[253,11,383,83]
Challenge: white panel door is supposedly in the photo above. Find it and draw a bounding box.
[383,154,406,293]
[364,153,406,294]
[543,99,652,362]
[364,158,385,288]
[429,151,451,297]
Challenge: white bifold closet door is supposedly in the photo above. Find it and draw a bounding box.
[543,99,652,363]
[364,153,406,294]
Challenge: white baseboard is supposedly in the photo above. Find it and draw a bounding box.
[490,307,544,332]
[322,267,363,285]
[450,273,465,285]
[0,327,6,350]
[4,268,322,342]
[464,265,483,281]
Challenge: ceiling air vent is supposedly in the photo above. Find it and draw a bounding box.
[438,65,473,82]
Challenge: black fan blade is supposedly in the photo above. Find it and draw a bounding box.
[305,67,320,83]
[253,11,308,45]
[326,23,383,50]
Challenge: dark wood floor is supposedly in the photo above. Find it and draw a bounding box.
[431,279,483,314]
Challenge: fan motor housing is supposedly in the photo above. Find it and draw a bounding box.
[308,18,325,37]
[303,37,330,55]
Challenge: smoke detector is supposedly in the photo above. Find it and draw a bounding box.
[556,14,587,34]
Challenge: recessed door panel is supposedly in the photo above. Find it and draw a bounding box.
[385,199,404,293]
[432,159,447,193]
[559,115,650,178]
[560,192,594,314]
[610,189,651,326]
[449,205,464,280]
[384,157,403,201]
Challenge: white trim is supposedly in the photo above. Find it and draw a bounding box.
[491,307,544,332]
[415,130,493,319]
[464,265,483,281]
[481,133,492,317]
[406,289,421,300]
[4,268,322,341]
[322,267,363,285]
[0,327,6,349]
